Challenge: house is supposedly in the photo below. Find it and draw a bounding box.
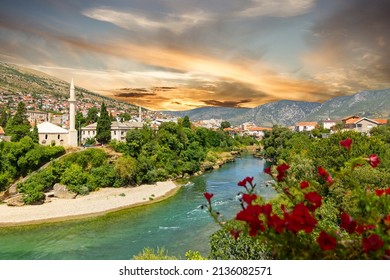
[321,119,338,130]
[343,117,387,133]
[27,111,48,124]
[37,121,69,146]
[81,121,144,143]
[246,127,272,138]
[295,122,318,132]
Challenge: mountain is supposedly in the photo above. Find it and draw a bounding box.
[0,62,138,111]
[165,89,390,127]
[305,88,390,121]
[166,100,321,126]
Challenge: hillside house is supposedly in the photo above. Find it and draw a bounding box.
[295,122,318,132]
[343,117,387,133]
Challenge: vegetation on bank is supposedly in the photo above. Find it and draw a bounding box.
[201,126,390,260]
[9,118,257,205]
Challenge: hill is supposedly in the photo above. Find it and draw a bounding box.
[165,89,390,126]
[0,62,139,112]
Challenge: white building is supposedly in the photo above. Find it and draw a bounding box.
[37,121,69,146]
[295,122,318,132]
[36,80,78,147]
[81,121,143,143]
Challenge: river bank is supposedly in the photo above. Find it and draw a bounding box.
[0,181,179,227]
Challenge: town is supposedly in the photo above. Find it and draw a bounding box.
[0,80,388,146]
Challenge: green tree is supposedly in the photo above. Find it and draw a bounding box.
[86,107,99,124]
[96,102,111,144]
[5,102,31,141]
[220,121,231,129]
[182,116,191,128]
[30,122,39,143]
[0,106,10,128]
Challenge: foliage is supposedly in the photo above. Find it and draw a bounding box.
[132,247,178,260]
[221,121,231,129]
[0,137,65,191]
[5,101,31,142]
[203,137,390,260]
[96,102,111,144]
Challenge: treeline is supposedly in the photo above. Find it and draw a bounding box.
[16,120,256,204]
[110,121,256,183]
[0,136,65,191]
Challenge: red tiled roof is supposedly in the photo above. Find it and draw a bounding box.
[296,122,317,126]
[372,119,388,125]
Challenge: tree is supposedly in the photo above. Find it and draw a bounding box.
[0,106,10,128]
[5,102,31,141]
[182,116,191,128]
[96,102,111,144]
[86,107,99,124]
[221,121,231,129]
[31,122,39,143]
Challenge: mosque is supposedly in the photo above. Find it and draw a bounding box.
[36,79,78,147]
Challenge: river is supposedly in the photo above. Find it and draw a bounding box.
[0,156,276,260]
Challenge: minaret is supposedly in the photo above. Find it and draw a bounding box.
[138,105,142,122]
[68,79,78,146]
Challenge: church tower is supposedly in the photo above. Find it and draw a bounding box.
[68,79,78,146]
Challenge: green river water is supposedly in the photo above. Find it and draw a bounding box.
[0,156,276,259]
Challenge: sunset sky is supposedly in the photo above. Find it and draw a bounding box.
[0,0,389,110]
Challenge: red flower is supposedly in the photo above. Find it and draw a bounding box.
[230,229,242,241]
[386,188,390,195]
[326,175,334,185]
[340,212,357,234]
[317,231,337,251]
[300,181,310,189]
[318,166,329,177]
[260,203,273,218]
[237,176,255,187]
[375,189,386,197]
[304,192,322,211]
[245,176,254,185]
[340,138,352,150]
[264,166,272,175]
[241,193,258,205]
[384,215,390,227]
[284,203,317,234]
[368,154,380,168]
[238,179,247,187]
[276,163,289,181]
[203,192,214,204]
[236,204,265,237]
[267,214,285,233]
[363,234,384,253]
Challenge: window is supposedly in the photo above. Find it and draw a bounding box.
[357,124,362,128]
[45,134,48,139]
[58,134,60,139]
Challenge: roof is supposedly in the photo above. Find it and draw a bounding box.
[296,122,318,126]
[372,119,388,125]
[0,126,4,135]
[37,122,68,134]
[342,115,360,121]
[248,127,272,131]
[81,121,144,130]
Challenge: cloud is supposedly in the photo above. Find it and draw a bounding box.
[237,0,314,18]
[82,7,211,34]
[201,99,252,108]
[304,0,390,92]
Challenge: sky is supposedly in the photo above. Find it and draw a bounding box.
[0,0,389,111]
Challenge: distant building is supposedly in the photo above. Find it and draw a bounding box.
[321,119,338,130]
[295,122,318,132]
[246,127,272,138]
[343,117,387,134]
[27,111,48,124]
[81,121,143,143]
